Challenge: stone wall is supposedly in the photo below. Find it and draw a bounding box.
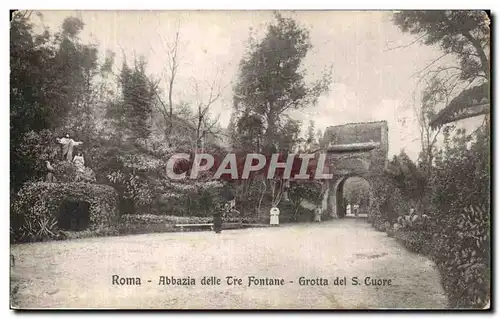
[323,120,388,173]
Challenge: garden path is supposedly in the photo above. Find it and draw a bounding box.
[11,218,448,309]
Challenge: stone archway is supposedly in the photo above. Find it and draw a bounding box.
[319,120,388,219]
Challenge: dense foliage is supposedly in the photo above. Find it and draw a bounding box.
[388,11,491,308]
[370,125,490,308]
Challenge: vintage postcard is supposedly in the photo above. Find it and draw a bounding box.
[9,10,491,310]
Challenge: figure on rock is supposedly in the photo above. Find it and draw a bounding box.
[56,134,83,162]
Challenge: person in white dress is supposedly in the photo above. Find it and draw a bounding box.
[73,152,85,173]
[314,207,322,222]
[270,206,280,226]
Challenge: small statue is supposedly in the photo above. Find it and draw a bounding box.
[56,134,83,162]
[45,160,56,182]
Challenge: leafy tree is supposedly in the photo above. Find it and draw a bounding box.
[233,12,331,153]
[393,11,490,81]
[386,151,427,204]
[10,16,72,135]
[302,120,321,152]
[232,111,265,152]
[412,79,447,178]
[306,120,315,145]
[343,177,370,205]
[57,20,116,144]
[157,29,180,140]
[111,57,156,141]
[190,76,225,152]
[229,13,332,213]
[288,180,323,221]
[316,128,323,147]
[277,117,302,153]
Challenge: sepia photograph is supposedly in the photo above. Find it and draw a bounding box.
[9,9,491,310]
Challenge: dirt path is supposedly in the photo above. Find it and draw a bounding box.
[10,218,448,309]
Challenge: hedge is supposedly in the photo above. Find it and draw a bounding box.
[118,214,265,235]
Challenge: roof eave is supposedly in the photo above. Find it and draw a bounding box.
[430,102,490,129]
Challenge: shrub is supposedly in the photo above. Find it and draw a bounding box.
[430,203,490,308]
[372,219,387,232]
[11,129,59,192]
[120,214,212,225]
[395,210,431,232]
[287,180,323,222]
[427,128,490,308]
[107,170,153,212]
[393,229,432,255]
[61,226,119,240]
[51,160,96,183]
[153,180,228,217]
[53,160,79,182]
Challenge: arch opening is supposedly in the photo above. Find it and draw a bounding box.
[335,176,371,219]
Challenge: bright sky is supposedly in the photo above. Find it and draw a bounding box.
[29,10,460,160]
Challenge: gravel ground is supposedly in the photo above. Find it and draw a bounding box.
[10,218,448,309]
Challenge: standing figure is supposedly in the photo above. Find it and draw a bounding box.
[314,207,322,222]
[73,152,85,173]
[56,134,83,162]
[45,161,56,182]
[353,204,359,217]
[213,210,222,234]
[270,206,280,226]
[213,199,228,234]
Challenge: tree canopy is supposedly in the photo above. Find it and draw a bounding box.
[393,10,490,81]
[232,12,331,153]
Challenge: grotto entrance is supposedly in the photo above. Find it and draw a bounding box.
[57,200,91,231]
